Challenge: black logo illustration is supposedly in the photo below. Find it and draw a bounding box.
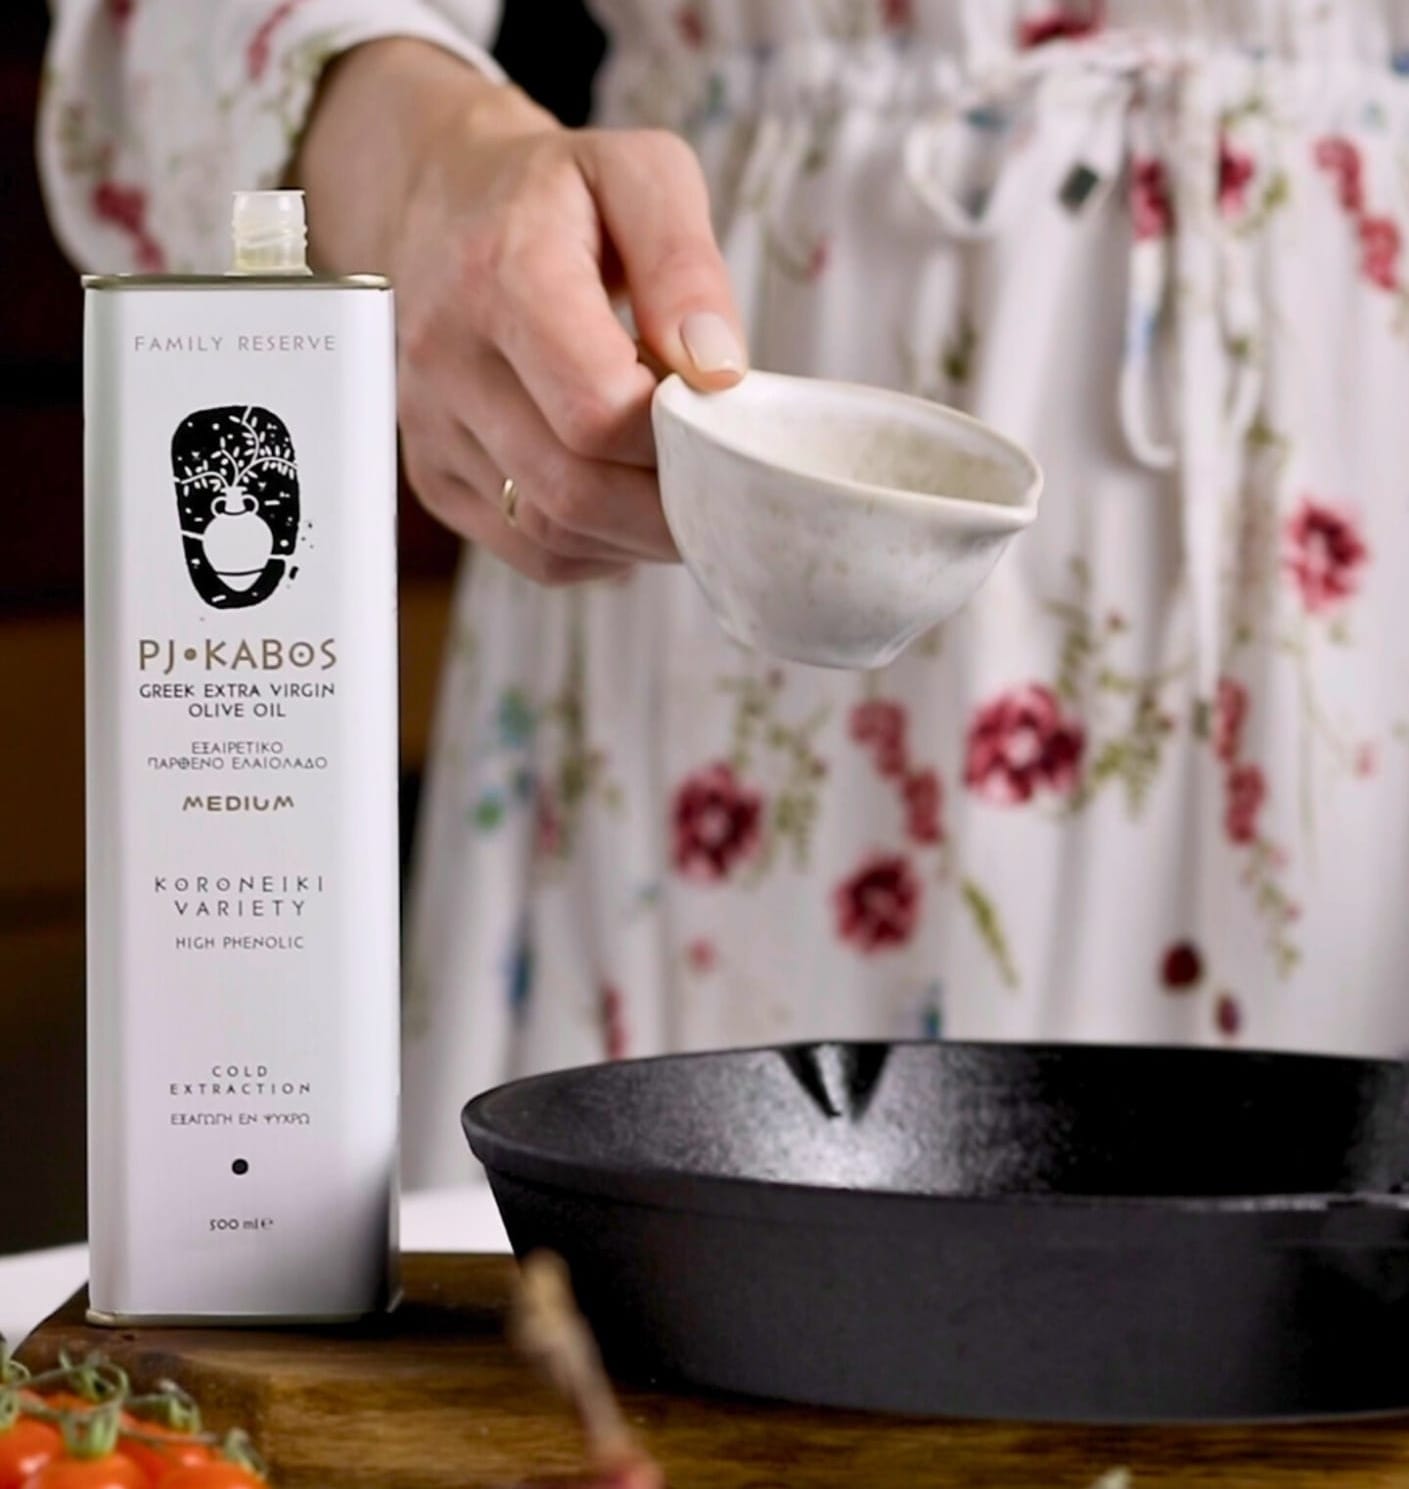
[171,406,300,608]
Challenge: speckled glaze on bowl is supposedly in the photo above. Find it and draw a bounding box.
[651,371,1042,670]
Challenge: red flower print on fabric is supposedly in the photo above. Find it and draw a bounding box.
[1314,136,1364,215]
[1201,675,1299,976]
[92,180,144,235]
[902,769,944,846]
[1314,137,1404,293]
[534,793,562,859]
[1358,214,1402,290]
[600,984,628,1060]
[835,854,921,953]
[964,684,1085,806]
[1225,763,1266,846]
[247,0,309,82]
[1214,677,1248,765]
[685,938,717,974]
[1130,157,1174,240]
[850,698,945,847]
[675,4,706,47]
[1217,137,1255,218]
[1215,992,1243,1038]
[880,0,914,28]
[1161,942,1203,991]
[91,181,164,271]
[672,762,763,882]
[107,0,134,26]
[1284,497,1368,615]
[850,699,909,779]
[1018,6,1101,48]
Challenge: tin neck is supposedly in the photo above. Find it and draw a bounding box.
[230,191,310,276]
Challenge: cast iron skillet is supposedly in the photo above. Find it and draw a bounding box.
[462,1041,1409,1422]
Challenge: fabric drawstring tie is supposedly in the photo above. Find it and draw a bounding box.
[898,36,1267,700]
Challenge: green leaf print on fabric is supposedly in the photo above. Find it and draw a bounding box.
[899,317,979,404]
[1216,430,1375,980]
[1230,417,1290,650]
[1077,690,1176,816]
[720,671,829,873]
[1234,424,1379,812]
[1234,169,1289,238]
[1214,96,1289,238]
[470,624,619,854]
[535,623,621,864]
[496,689,537,750]
[801,106,845,176]
[1044,558,1185,817]
[468,688,536,835]
[960,879,1018,990]
[473,791,506,832]
[942,318,978,388]
[54,99,110,180]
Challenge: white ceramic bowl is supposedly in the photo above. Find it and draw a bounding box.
[652,371,1042,670]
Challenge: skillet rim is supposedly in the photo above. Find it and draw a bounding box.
[461,1038,1409,1227]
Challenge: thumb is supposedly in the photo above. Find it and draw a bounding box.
[579,130,748,391]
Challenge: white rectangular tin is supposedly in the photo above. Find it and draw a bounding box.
[84,275,400,1323]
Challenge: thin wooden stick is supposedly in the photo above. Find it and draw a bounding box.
[510,1252,654,1479]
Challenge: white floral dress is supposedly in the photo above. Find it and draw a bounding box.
[43,0,1409,1187]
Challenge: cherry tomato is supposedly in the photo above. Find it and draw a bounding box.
[117,1429,212,1487]
[17,1453,147,1489]
[160,1467,264,1489]
[0,1418,63,1489]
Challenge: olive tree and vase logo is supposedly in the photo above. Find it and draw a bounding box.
[171,405,300,609]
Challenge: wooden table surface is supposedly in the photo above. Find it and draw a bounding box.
[20,1254,1409,1488]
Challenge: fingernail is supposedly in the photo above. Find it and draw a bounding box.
[680,312,746,376]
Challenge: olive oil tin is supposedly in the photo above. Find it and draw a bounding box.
[83,197,400,1323]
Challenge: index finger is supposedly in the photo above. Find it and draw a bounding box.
[487,221,659,469]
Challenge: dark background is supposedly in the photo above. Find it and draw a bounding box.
[0,0,603,1255]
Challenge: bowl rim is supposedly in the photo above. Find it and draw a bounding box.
[652,370,1042,530]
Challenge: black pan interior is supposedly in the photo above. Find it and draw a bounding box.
[467,1041,1409,1199]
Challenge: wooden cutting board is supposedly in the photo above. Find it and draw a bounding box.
[19,1254,1409,1488]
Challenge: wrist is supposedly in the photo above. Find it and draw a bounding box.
[295,38,547,273]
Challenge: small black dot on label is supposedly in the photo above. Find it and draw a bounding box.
[185,648,198,661]
[232,1159,250,1176]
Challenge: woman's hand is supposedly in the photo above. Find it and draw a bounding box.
[296,39,747,585]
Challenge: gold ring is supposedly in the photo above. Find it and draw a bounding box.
[499,476,520,528]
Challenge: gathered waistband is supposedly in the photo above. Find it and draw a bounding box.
[593,0,1409,704]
